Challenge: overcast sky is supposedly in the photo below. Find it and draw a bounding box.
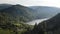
[0,0,60,7]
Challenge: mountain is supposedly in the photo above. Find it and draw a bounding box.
[1,5,60,21]
[45,13,60,30]
[29,6,60,19]
[0,4,12,10]
[28,13,60,34]
[0,4,35,22]
[40,13,60,34]
[0,4,34,34]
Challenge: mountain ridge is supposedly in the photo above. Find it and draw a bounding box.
[29,6,60,18]
[0,4,35,22]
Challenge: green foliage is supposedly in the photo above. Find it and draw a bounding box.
[0,29,14,34]
[0,12,34,34]
[0,4,35,34]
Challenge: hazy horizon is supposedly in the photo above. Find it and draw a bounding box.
[0,0,60,8]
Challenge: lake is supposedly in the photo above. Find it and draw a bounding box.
[26,18,49,25]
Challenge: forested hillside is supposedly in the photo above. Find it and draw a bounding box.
[26,13,60,34]
[0,4,60,34]
[0,4,36,22]
[29,6,60,19]
[0,4,34,34]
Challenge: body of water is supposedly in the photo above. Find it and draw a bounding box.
[26,18,49,25]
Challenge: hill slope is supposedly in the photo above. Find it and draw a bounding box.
[0,4,35,22]
[27,13,60,34]
[29,6,60,19]
[0,4,34,34]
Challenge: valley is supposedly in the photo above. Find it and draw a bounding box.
[0,4,60,34]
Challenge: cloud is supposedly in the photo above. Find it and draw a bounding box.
[0,0,60,7]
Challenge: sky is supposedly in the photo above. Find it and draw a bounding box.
[0,0,60,7]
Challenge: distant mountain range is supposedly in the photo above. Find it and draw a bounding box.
[0,4,60,23]
[29,6,60,19]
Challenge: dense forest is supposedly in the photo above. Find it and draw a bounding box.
[0,4,34,34]
[26,13,60,34]
[0,4,60,34]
